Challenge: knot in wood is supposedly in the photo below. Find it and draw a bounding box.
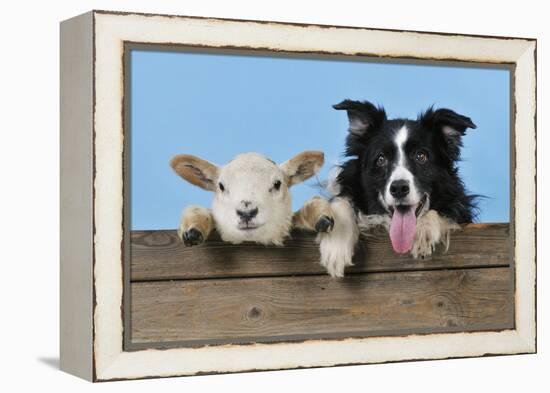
[247,306,262,320]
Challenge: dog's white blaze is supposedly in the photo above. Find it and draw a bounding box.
[384,125,421,206]
[394,125,408,166]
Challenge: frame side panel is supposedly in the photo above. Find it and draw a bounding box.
[60,11,94,381]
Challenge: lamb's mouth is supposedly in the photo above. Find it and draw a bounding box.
[237,223,263,231]
[388,194,428,217]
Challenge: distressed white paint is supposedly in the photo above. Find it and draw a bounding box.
[91,11,536,381]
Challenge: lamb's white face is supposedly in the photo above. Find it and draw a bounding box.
[213,153,292,245]
[171,150,324,245]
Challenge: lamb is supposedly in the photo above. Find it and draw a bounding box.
[170,151,335,246]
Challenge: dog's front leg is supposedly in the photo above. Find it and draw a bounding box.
[317,197,359,278]
[411,210,460,258]
[177,205,215,246]
[293,196,335,233]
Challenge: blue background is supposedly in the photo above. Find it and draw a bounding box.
[130,49,510,230]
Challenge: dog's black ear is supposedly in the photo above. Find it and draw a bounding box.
[333,99,386,136]
[420,107,476,139]
[420,107,476,160]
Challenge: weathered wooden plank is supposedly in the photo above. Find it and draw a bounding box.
[130,223,510,281]
[130,267,513,346]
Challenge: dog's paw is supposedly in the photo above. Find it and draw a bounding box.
[320,252,352,278]
[411,210,459,259]
[180,227,204,247]
[315,215,335,233]
[318,224,355,278]
[318,197,359,278]
[411,234,435,259]
[411,218,438,259]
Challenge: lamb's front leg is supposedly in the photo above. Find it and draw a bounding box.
[411,210,460,258]
[293,196,335,233]
[177,205,215,246]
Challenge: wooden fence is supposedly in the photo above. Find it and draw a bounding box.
[127,223,513,349]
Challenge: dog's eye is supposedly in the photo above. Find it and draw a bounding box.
[375,154,387,167]
[218,182,225,192]
[414,150,428,164]
[273,180,282,191]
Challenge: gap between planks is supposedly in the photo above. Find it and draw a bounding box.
[131,263,511,283]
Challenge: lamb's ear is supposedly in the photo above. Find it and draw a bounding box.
[333,99,386,136]
[170,154,219,191]
[280,151,324,187]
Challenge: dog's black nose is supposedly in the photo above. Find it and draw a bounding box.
[237,207,258,222]
[390,180,410,199]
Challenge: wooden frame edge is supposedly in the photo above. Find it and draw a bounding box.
[59,11,95,381]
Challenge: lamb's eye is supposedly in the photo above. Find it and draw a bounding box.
[218,182,225,192]
[375,153,387,167]
[273,180,282,191]
[414,150,428,164]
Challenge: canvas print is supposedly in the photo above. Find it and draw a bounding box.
[59,11,537,381]
[126,46,511,348]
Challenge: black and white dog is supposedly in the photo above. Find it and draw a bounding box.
[318,99,478,277]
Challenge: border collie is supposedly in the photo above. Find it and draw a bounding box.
[318,99,478,277]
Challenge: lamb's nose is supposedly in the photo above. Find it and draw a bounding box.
[237,207,258,222]
[390,180,410,199]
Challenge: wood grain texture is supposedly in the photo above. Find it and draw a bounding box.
[130,267,513,346]
[130,223,510,281]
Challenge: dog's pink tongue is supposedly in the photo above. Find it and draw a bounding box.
[389,207,417,254]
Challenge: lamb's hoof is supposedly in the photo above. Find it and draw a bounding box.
[315,215,334,233]
[182,228,203,246]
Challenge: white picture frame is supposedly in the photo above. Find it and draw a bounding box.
[60,10,536,381]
